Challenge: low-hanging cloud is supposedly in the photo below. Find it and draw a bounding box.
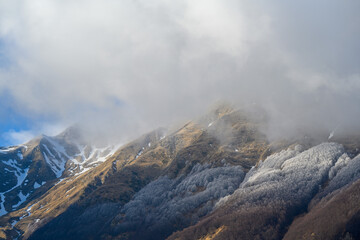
[0,0,359,144]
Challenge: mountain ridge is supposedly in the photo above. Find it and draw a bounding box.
[1,106,360,239]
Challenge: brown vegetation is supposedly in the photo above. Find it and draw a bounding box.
[284,179,360,240]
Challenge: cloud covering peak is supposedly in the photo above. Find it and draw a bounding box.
[0,0,359,144]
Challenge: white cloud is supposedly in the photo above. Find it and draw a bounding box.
[2,129,35,145]
[1,122,66,145]
[0,0,359,142]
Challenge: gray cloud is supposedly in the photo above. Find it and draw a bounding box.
[0,0,359,143]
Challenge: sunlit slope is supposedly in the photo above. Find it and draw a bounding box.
[24,108,269,240]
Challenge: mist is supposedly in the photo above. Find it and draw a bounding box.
[0,0,359,144]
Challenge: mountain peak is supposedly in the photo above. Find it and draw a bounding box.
[55,125,84,144]
[210,102,236,117]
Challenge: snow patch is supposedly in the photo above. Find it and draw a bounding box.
[0,166,29,216]
[0,194,7,216]
[44,136,70,159]
[11,219,18,227]
[17,152,23,160]
[65,186,75,194]
[0,147,17,153]
[135,149,143,159]
[68,143,120,175]
[33,182,42,189]
[43,151,65,178]
[12,191,29,209]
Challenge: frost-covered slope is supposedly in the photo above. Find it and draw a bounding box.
[282,152,360,239]
[169,143,360,240]
[219,143,343,207]
[111,164,245,239]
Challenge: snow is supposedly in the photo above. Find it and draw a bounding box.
[42,144,55,158]
[119,164,245,231]
[0,147,17,153]
[34,182,42,189]
[0,165,29,216]
[42,138,68,178]
[2,159,19,169]
[44,136,70,159]
[12,191,29,209]
[21,145,28,152]
[19,203,35,220]
[43,151,65,178]
[65,186,75,194]
[11,219,18,227]
[55,178,65,186]
[217,143,344,208]
[68,143,120,175]
[135,149,143,159]
[316,153,360,199]
[26,204,34,213]
[0,194,6,216]
[17,152,23,160]
[13,229,21,240]
[43,137,118,177]
[328,153,351,179]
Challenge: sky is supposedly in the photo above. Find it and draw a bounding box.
[0,0,359,146]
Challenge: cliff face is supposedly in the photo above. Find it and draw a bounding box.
[1,107,360,240]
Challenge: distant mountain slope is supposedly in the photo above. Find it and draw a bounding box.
[0,127,119,239]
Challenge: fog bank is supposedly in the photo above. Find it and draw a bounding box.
[0,0,359,144]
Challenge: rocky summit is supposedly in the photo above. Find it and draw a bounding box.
[1,106,360,240]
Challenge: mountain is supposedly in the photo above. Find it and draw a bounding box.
[0,127,118,227]
[1,106,360,240]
